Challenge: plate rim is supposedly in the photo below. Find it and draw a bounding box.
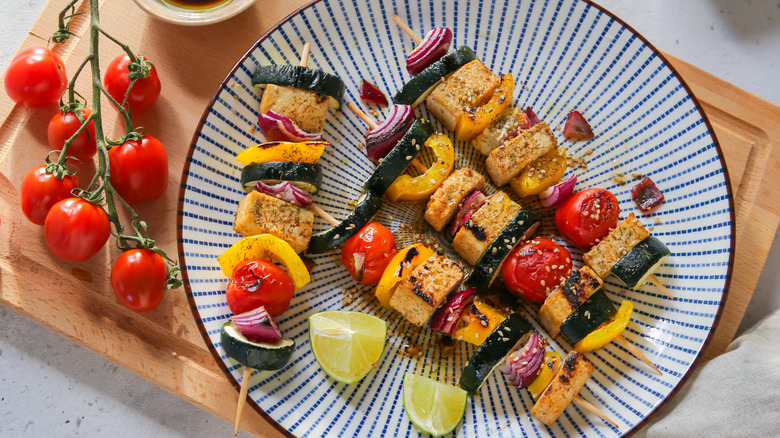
[175,0,737,436]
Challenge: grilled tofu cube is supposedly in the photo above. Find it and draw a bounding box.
[390,253,464,326]
[584,213,650,278]
[425,60,500,132]
[538,266,603,338]
[471,106,530,156]
[452,191,521,266]
[259,84,329,134]
[485,121,557,186]
[531,352,594,426]
[424,168,486,232]
[233,191,314,254]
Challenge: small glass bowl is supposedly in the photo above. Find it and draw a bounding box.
[132,0,256,26]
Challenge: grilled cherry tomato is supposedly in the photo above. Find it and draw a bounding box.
[103,54,161,116]
[226,258,295,317]
[47,107,96,161]
[20,165,79,225]
[4,47,67,108]
[555,188,619,249]
[502,238,572,303]
[44,197,110,261]
[341,222,398,285]
[111,249,167,312]
[108,134,168,205]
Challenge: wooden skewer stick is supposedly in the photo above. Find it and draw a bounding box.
[392,15,422,44]
[234,366,253,435]
[573,396,619,429]
[649,275,674,300]
[309,204,340,227]
[614,335,663,375]
[299,42,311,67]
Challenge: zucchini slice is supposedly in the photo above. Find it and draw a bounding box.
[220,321,295,370]
[363,118,434,196]
[241,161,323,194]
[612,236,671,288]
[464,208,541,293]
[459,313,533,395]
[558,289,617,345]
[252,65,345,110]
[394,46,477,106]
[306,192,383,255]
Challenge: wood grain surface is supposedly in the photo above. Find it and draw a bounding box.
[1,0,779,436]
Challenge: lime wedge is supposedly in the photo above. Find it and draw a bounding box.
[308,311,386,384]
[403,372,468,436]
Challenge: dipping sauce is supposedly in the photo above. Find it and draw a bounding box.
[162,0,232,9]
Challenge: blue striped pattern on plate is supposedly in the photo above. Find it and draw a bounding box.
[177,0,734,436]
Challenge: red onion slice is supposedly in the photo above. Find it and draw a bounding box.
[500,331,544,389]
[407,27,453,75]
[256,181,313,207]
[359,79,388,106]
[257,110,322,142]
[449,190,486,237]
[562,110,594,140]
[631,176,665,212]
[539,173,577,208]
[430,288,477,335]
[231,306,283,342]
[365,105,414,160]
[522,107,542,129]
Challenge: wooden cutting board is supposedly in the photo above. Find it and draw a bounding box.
[1,0,779,436]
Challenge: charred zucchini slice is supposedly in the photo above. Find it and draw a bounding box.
[612,236,671,288]
[394,46,477,106]
[558,289,617,345]
[363,118,433,196]
[252,65,345,110]
[306,192,383,255]
[240,161,322,194]
[220,321,295,370]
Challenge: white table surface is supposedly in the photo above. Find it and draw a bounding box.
[1,0,779,436]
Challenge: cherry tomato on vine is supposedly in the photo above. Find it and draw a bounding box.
[555,188,620,249]
[47,107,96,161]
[108,134,168,205]
[4,47,67,108]
[20,165,79,225]
[502,238,573,303]
[103,54,161,116]
[226,258,295,317]
[44,197,110,261]
[341,222,398,286]
[111,249,168,312]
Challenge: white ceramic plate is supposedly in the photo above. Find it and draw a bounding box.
[178,0,734,436]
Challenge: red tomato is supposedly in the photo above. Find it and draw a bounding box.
[44,198,110,261]
[226,258,295,317]
[111,249,167,311]
[555,188,620,249]
[108,134,168,205]
[4,47,67,108]
[103,54,161,116]
[502,238,573,303]
[47,107,97,161]
[341,222,398,285]
[20,165,79,225]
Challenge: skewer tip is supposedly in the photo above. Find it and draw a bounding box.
[234,366,254,435]
[649,275,674,300]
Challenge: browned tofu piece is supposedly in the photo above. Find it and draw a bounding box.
[452,191,520,266]
[425,60,499,132]
[390,253,464,326]
[531,352,594,426]
[471,106,530,156]
[584,213,650,278]
[424,168,486,232]
[259,84,329,133]
[233,191,314,254]
[485,121,557,186]
[538,266,603,338]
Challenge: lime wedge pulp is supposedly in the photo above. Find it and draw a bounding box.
[403,372,468,437]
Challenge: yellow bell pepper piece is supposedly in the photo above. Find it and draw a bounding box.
[509,146,567,197]
[216,234,310,290]
[236,141,328,166]
[375,244,435,308]
[574,300,633,353]
[527,351,561,400]
[454,73,514,142]
[453,297,507,346]
[385,134,454,202]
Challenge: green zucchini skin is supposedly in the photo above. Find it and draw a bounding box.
[220,322,295,370]
[306,192,384,255]
[240,161,323,194]
[558,289,617,345]
[252,65,345,109]
[363,118,433,196]
[612,236,671,288]
[459,313,533,395]
[464,209,541,293]
[394,46,478,106]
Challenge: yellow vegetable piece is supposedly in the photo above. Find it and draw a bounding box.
[527,351,561,400]
[454,73,514,142]
[375,244,434,308]
[509,146,567,197]
[236,141,328,166]
[574,300,633,353]
[216,234,310,290]
[453,297,507,346]
[385,134,455,202]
